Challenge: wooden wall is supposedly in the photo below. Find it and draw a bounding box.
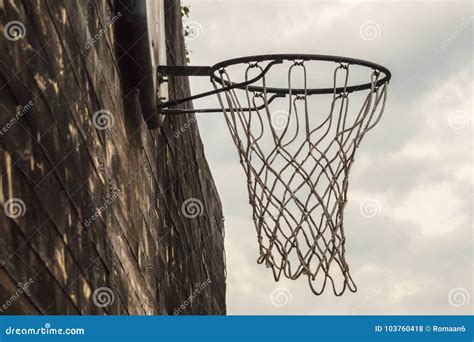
[0,0,226,314]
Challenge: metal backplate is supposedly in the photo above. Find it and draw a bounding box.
[117,0,167,129]
[147,0,168,113]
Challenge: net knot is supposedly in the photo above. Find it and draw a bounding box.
[302,264,311,275]
[339,62,349,70]
[337,93,349,100]
[257,251,273,268]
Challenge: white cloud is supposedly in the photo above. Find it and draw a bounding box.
[391,181,467,236]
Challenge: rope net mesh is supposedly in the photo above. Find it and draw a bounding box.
[212,60,388,295]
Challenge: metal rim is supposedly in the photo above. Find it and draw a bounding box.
[209,54,391,95]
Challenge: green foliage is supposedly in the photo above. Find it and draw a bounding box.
[181,3,191,63]
[181,5,190,18]
[184,26,191,38]
[185,49,191,64]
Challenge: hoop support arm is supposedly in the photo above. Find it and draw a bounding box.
[157,65,212,77]
[157,60,282,113]
[161,94,286,114]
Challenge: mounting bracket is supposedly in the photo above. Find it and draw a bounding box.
[156,60,284,115]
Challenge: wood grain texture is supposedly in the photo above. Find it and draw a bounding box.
[0,0,226,315]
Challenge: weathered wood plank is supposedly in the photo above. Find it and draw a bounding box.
[0,0,226,315]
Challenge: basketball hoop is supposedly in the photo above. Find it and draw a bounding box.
[157,54,391,295]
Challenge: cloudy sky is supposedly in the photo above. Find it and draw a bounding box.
[183,0,472,314]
